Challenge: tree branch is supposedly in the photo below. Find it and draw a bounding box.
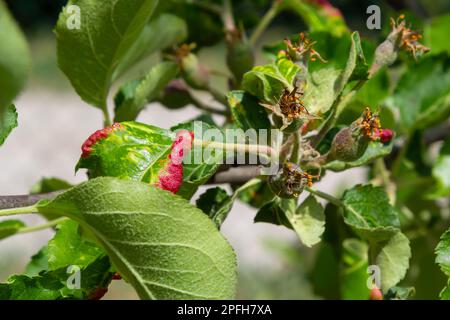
[1,119,449,211]
[0,191,63,210]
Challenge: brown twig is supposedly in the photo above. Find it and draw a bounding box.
[0,191,63,210]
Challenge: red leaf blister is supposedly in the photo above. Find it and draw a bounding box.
[81,123,123,158]
[155,130,194,194]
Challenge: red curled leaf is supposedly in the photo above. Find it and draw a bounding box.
[155,130,194,194]
[81,123,123,158]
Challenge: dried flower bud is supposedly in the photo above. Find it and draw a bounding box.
[269,162,316,199]
[327,108,382,162]
[284,33,327,64]
[371,15,429,75]
[261,86,320,132]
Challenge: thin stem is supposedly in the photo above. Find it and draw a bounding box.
[391,134,410,177]
[192,100,228,116]
[222,0,236,32]
[0,205,38,217]
[306,187,344,207]
[311,106,336,147]
[249,1,282,46]
[374,158,396,204]
[194,139,276,160]
[290,131,302,163]
[208,85,228,106]
[102,103,112,126]
[17,217,68,235]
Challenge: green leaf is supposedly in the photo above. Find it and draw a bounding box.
[424,13,450,55]
[0,104,18,146]
[386,54,450,131]
[114,61,179,121]
[0,1,30,109]
[336,32,368,91]
[242,59,300,103]
[0,255,113,300]
[342,184,400,242]
[77,121,174,183]
[196,187,231,227]
[373,232,411,292]
[304,32,368,116]
[254,197,292,229]
[55,0,159,108]
[25,247,49,277]
[436,229,450,278]
[385,286,415,300]
[227,91,271,131]
[47,220,106,271]
[30,177,73,194]
[205,179,261,228]
[280,0,347,37]
[0,219,25,240]
[0,1,30,145]
[13,219,113,299]
[78,120,222,199]
[115,13,187,76]
[255,195,325,248]
[324,140,394,172]
[341,238,370,300]
[430,136,450,198]
[303,67,341,115]
[238,179,274,209]
[37,177,237,299]
[287,196,325,248]
[441,281,450,300]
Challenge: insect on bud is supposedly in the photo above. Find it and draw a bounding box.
[269,162,316,199]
